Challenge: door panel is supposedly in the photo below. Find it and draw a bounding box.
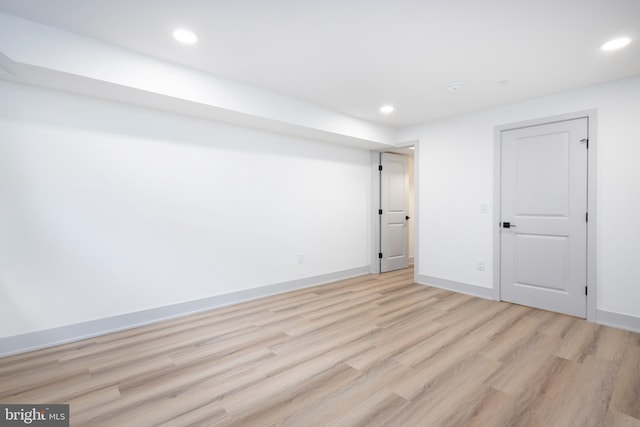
[516,134,569,216]
[501,118,587,317]
[381,153,409,272]
[515,234,568,291]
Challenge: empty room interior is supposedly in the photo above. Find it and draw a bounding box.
[1,1,640,426]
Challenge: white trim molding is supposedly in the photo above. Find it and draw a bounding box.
[416,274,496,300]
[0,266,370,358]
[597,310,640,334]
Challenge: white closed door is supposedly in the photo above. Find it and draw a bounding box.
[500,118,588,318]
[380,152,410,273]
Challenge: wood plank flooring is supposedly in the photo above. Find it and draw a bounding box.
[1,268,639,426]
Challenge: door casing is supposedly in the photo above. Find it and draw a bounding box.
[493,110,597,321]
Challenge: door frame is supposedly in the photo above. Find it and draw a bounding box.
[493,110,597,321]
[371,140,419,281]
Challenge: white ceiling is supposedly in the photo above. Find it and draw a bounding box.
[0,0,638,127]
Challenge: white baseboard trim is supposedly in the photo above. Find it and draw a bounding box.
[0,266,370,358]
[597,309,640,334]
[416,274,496,300]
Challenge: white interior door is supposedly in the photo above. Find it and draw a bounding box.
[380,152,409,273]
[500,118,588,317]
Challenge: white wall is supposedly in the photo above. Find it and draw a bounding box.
[399,75,640,321]
[0,81,372,339]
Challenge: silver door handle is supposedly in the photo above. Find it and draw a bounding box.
[502,222,516,229]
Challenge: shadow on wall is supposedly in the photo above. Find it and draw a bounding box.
[0,81,366,164]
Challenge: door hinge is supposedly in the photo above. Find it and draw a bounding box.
[378,209,383,215]
[580,138,589,149]
[378,164,383,171]
[585,286,588,296]
[378,252,383,259]
[586,212,588,222]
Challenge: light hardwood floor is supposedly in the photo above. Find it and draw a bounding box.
[1,268,639,426]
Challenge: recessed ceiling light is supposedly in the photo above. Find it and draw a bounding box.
[601,37,631,51]
[447,82,463,93]
[380,105,394,114]
[173,28,198,44]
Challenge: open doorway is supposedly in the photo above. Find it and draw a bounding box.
[376,147,415,273]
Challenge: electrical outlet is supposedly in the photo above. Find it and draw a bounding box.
[477,260,485,271]
[297,254,305,264]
